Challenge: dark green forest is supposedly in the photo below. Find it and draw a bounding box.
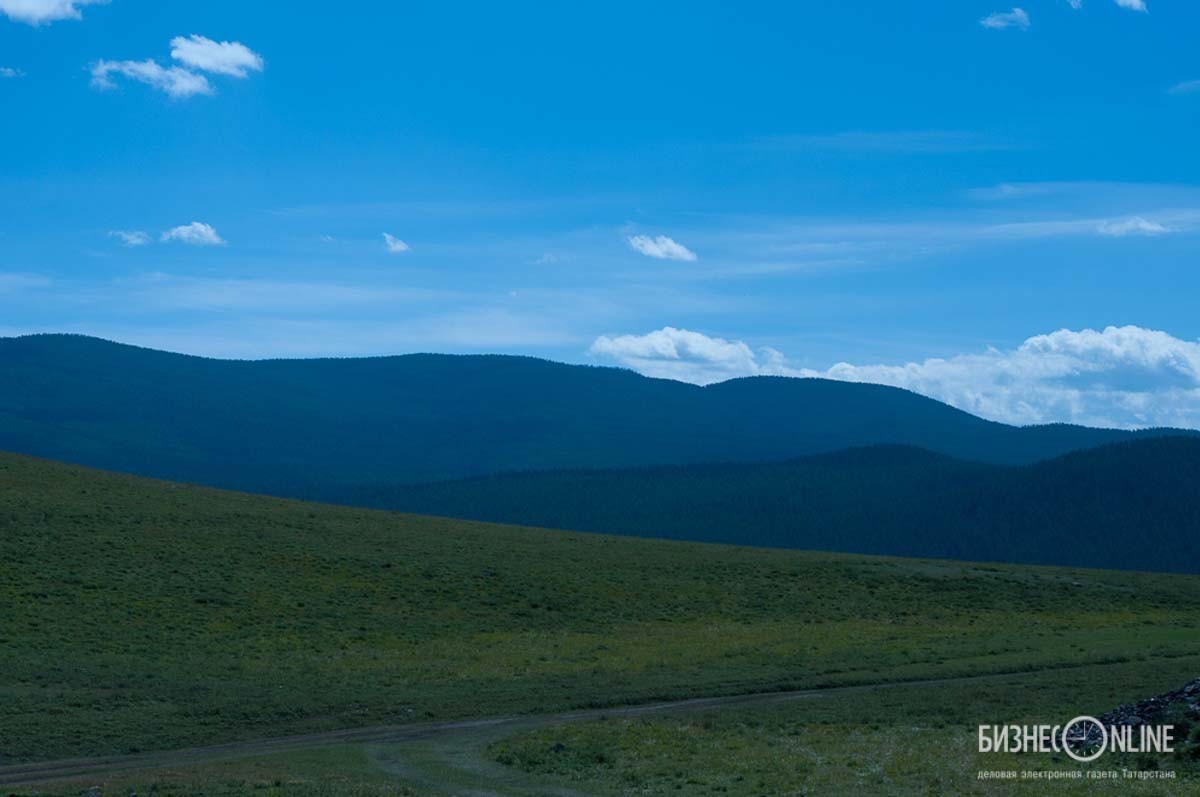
[328,437,1200,573]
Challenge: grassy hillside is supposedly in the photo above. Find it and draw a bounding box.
[0,334,1184,498]
[3,450,1200,765]
[334,437,1200,573]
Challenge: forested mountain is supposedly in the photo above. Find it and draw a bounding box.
[0,334,1187,495]
[327,437,1200,573]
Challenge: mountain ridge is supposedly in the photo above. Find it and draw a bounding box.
[1,334,1193,497]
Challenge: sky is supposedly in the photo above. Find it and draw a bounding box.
[2,0,1199,429]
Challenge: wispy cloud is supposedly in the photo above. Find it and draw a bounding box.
[92,59,213,99]
[0,66,23,78]
[0,273,52,293]
[717,208,1196,253]
[383,233,411,254]
[1096,216,1169,237]
[161,222,225,246]
[980,8,1031,30]
[108,230,151,247]
[0,0,106,26]
[125,273,446,313]
[590,325,1200,429]
[627,235,698,262]
[589,200,1200,280]
[92,35,262,99]
[753,130,1013,154]
[169,35,264,78]
[1063,1,1148,12]
[1168,80,1200,96]
[967,183,1059,201]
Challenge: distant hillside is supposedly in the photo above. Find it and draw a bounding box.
[0,334,1188,495]
[329,437,1200,573]
[4,448,1200,763]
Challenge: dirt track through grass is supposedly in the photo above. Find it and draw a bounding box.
[0,661,1159,788]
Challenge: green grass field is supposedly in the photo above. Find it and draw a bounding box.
[8,747,421,797]
[13,659,1200,796]
[2,450,1199,793]
[491,657,1200,795]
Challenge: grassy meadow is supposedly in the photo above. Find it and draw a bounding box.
[491,657,1200,795]
[6,745,424,797]
[2,449,1200,789]
[13,658,1200,796]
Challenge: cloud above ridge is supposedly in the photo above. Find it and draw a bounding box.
[590,325,1200,429]
[591,327,760,384]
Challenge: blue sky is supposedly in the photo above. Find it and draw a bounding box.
[2,0,1200,427]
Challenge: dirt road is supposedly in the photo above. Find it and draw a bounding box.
[0,664,1127,788]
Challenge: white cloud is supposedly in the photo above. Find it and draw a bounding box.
[108,230,150,247]
[91,59,213,99]
[0,0,105,25]
[92,35,262,99]
[627,235,698,262]
[169,35,264,78]
[590,327,760,384]
[1059,0,1147,11]
[1096,216,1169,237]
[0,66,23,78]
[1168,80,1200,96]
[980,8,1031,29]
[383,233,410,254]
[161,222,225,246]
[806,326,1200,429]
[591,325,1200,430]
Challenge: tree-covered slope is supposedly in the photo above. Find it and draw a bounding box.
[331,437,1200,573]
[0,334,1185,495]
